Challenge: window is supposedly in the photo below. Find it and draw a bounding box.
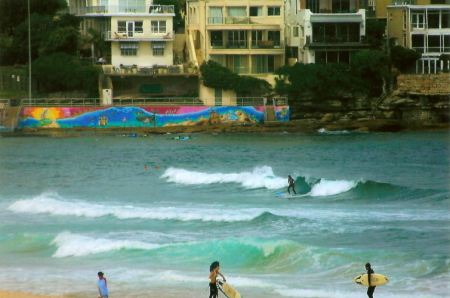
[227,7,246,17]
[151,20,166,33]
[135,21,143,33]
[210,7,223,24]
[118,21,126,33]
[250,7,262,17]
[428,35,440,53]
[411,34,425,53]
[211,31,223,47]
[267,7,281,16]
[411,12,425,29]
[120,42,138,55]
[403,34,407,47]
[117,21,142,34]
[228,30,246,47]
[306,0,320,13]
[403,10,407,30]
[152,41,166,56]
[293,26,299,37]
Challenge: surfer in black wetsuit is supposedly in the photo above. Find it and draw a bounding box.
[365,263,376,298]
[287,175,296,194]
[209,261,226,298]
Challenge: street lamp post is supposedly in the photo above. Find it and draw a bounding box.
[28,0,32,101]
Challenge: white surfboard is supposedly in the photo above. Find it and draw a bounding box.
[354,273,389,286]
[217,280,243,298]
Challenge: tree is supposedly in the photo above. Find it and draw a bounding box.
[33,52,100,95]
[351,50,390,96]
[200,60,237,91]
[0,0,68,65]
[153,0,185,31]
[366,19,386,50]
[274,62,356,102]
[200,60,271,96]
[390,45,421,73]
[42,26,80,56]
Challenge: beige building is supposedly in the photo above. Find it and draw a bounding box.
[387,3,450,73]
[186,0,286,105]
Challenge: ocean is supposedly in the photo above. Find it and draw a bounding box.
[0,131,449,297]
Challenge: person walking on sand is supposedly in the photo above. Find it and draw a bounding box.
[97,271,109,298]
[364,263,376,298]
[287,175,296,194]
[209,261,226,298]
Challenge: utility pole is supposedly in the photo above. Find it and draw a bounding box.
[28,0,32,101]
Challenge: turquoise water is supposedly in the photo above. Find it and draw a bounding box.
[0,131,449,297]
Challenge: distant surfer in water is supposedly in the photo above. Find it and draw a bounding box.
[365,263,376,298]
[287,175,296,194]
[209,261,226,298]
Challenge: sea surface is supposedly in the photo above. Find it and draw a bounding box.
[0,131,449,297]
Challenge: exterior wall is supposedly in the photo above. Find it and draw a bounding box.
[387,5,450,74]
[18,106,290,129]
[397,73,450,95]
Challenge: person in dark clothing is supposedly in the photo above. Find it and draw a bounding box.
[287,175,296,194]
[209,261,226,298]
[365,263,376,298]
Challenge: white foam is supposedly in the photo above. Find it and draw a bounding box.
[161,166,286,189]
[8,196,265,222]
[308,179,358,197]
[50,231,164,257]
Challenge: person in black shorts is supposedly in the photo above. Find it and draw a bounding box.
[287,175,296,194]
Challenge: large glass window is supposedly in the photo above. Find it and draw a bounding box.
[210,7,223,24]
[151,21,167,33]
[227,31,246,47]
[250,6,263,17]
[211,31,223,47]
[411,34,425,53]
[312,23,360,43]
[411,12,425,29]
[227,7,246,17]
[428,35,440,52]
[306,0,320,13]
[267,7,281,16]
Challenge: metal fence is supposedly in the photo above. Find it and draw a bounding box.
[21,98,100,107]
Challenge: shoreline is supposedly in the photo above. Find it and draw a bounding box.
[0,291,67,298]
[6,119,450,137]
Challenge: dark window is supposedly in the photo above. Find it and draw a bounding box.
[428,11,440,29]
[267,7,280,16]
[211,31,223,47]
[411,35,425,53]
[428,35,440,52]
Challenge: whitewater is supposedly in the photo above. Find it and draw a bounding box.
[0,132,449,297]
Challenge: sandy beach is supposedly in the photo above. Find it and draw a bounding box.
[0,291,66,298]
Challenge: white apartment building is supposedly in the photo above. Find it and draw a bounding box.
[387,4,450,74]
[284,0,369,65]
[66,0,176,70]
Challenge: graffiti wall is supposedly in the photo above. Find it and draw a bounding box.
[18,106,289,129]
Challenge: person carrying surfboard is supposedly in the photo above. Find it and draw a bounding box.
[209,261,226,298]
[287,175,296,194]
[365,263,376,298]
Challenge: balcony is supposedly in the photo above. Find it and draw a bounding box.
[62,5,174,16]
[210,40,284,50]
[105,31,175,41]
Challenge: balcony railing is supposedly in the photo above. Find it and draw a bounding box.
[62,5,174,15]
[305,35,364,44]
[106,31,175,41]
[211,41,284,49]
[208,17,266,25]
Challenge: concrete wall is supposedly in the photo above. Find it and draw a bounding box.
[18,105,290,129]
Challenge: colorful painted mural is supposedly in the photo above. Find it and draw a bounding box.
[18,106,290,129]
